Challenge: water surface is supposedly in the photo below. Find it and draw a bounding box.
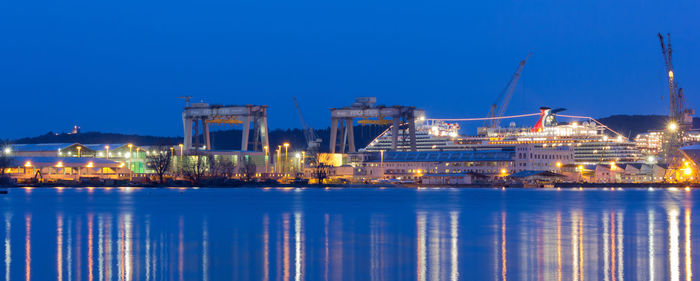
[0,186,697,280]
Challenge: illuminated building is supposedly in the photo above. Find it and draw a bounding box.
[356,143,573,182]
[2,157,130,182]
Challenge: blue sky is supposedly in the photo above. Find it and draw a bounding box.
[1,0,699,138]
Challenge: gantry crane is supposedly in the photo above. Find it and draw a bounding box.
[485,53,532,128]
[293,97,322,153]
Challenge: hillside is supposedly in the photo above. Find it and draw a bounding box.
[10,126,389,153]
[596,115,700,138]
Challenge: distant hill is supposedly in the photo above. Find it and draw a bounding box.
[11,115,699,149]
[11,131,181,146]
[10,126,389,153]
[596,115,700,138]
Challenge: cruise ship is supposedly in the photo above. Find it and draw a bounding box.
[362,107,642,164]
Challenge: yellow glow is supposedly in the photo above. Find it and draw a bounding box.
[24,161,32,167]
[683,167,692,176]
[283,143,289,148]
[128,143,133,148]
[500,168,507,174]
[86,161,94,168]
[119,163,125,168]
[556,162,562,168]
[669,70,674,79]
[55,161,63,168]
[668,122,679,132]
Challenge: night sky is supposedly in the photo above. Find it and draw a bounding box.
[2,0,699,138]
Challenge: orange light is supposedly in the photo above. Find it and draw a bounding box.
[683,167,692,176]
[556,162,562,168]
[24,161,32,167]
[86,161,94,168]
[55,161,63,168]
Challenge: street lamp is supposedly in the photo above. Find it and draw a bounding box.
[283,143,289,173]
[577,165,584,182]
[277,146,282,173]
[178,143,184,173]
[668,121,679,132]
[105,145,110,160]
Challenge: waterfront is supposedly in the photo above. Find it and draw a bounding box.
[0,187,698,280]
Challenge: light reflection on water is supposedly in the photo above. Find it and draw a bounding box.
[0,187,699,280]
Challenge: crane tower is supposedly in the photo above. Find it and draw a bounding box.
[484,53,532,129]
[658,33,694,175]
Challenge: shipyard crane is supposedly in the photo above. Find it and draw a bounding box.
[658,33,693,130]
[658,33,695,177]
[177,96,193,107]
[485,53,532,128]
[293,97,322,153]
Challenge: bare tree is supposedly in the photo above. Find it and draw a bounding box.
[218,157,237,178]
[207,156,236,179]
[145,145,173,184]
[311,154,331,184]
[182,151,208,185]
[239,159,257,181]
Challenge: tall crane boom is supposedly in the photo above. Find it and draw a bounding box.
[658,33,695,178]
[486,53,532,128]
[658,33,692,129]
[293,97,321,152]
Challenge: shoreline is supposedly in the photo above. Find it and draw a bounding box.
[1,182,698,189]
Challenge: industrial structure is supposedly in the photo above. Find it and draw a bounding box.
[4,41,698,185]
[182,99,269,152]
[293,97,322,153]
[329,97,425,153]
[658,33,694,173]
[481,53,531,133]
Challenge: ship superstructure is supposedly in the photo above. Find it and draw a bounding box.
[362,107,642,164]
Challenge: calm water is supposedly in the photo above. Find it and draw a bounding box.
[0,186,698,280]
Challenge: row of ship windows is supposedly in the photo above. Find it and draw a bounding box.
[385,169,500,174]
[380,162,513,168]
[517,153,571,160]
